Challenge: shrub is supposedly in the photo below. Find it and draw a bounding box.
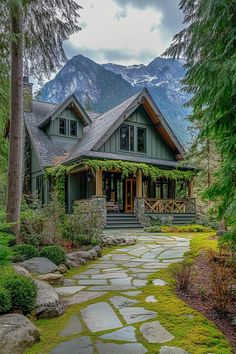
[39,245,67,265]
[12,244,38,262]
[0,287,12,314]
[210,261,234,315]
[172,260,192,292]
[219,230,236,261]
[161,224,213,233]
[0,269,37,314]
[62,200,103,246]
[144,226,161,233]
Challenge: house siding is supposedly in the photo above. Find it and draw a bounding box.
[98,106,176,161]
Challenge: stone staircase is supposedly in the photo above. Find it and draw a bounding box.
[105,213,142,229]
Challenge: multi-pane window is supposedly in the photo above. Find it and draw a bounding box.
[70,121,77,137]
[59,118,67,135]
[120,124,134,151]
[137,127,146,153]
[36,175,44,204]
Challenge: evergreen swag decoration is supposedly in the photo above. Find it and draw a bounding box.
[46,159,195,202]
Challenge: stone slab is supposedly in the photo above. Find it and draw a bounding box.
[119,307,157,324]
[100,326,137,342]
[110,278,132,286]
[60,315,82,337]
[152,279,168,286]
[132,279,147,287]
[64,291,107,306]
[81,302,122,332]
[92,272,128,279]
[140,321,174,343]
[122,291,142,297]
[109,296,138,309]
[96,342,147,354]
[78,280,108,285]
[55,286,86,296]
[87,285,135,291]
[145,295,157,303]
[50,336,93,354]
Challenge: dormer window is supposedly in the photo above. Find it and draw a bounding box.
[59,118,67,135]
[70,120,77,137]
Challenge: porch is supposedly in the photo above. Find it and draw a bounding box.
[68,166,196,227]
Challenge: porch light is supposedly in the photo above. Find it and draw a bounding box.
[87,172,92,183]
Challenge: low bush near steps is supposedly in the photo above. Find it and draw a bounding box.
[145,224,213,233]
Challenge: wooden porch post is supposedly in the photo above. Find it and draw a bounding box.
[95,169,103,195]
[136,170,142,198]
[188,179,194,198]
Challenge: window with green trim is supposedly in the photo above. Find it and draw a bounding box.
[120,124,134,151]
[70,120,77,137]
[59,118,67,135]
[137,127,146,153]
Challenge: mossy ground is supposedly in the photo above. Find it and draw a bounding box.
[25,232,233,354]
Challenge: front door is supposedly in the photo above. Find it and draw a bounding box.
[125,178,136,213]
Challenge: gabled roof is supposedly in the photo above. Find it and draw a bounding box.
[24,89,186,168]
[64,88,185,164]
[38,94,92,129]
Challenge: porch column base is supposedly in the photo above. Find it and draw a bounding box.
[134,197,145,226]
[91,195,107,227]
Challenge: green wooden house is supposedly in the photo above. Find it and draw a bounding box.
[23,78,196,228]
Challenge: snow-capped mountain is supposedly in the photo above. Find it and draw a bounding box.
[39,55,191,144]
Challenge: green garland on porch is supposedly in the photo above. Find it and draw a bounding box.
[45,164,77,203]
[82,159,195,181]
[46,159,195,204]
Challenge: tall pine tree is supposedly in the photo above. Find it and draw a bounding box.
[164,0,236,225]
[0,0,82,234]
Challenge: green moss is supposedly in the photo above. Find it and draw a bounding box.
[25,232,232,354]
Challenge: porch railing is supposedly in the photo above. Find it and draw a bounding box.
[144,198,196,214]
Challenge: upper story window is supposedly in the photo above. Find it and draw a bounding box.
[120,124,134,151]
[59,118,67,135]
[137,127,146,153]
[70,120,77,137]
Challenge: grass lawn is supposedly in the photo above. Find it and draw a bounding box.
[25,232,233,354]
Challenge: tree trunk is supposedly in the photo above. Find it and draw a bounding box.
[6,5,23,237]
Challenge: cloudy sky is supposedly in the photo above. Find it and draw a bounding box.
[64,0,183,66]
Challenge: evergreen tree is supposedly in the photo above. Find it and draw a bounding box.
[164,0,236,225]
[0,0,82,234]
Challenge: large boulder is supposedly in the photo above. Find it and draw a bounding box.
[37,273,64,285]
[34,280,65,319]
[18,257,57,274]
[0,314,40,354]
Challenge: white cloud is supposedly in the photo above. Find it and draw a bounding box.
[66,0,177,65]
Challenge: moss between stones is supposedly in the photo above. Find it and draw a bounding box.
[25,232,232,354]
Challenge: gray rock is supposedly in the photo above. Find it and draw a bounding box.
[60,315,82,337]
[140,321,174,343]
[160,346,189,354]
[0,314,40,354]
[109,296,138,309]
[50,337,93,354]
[122,291,142,297]
[93,245,102,257]
[145,295,157,303]
[100,326,137,342]
[34,280,65,319]
[119,307,157,324]
[18,257,57,274]
[81,302,122,332]
[152,279,168,286]
[67,251,93,263]
[55,286,85,296]
[37,273,64,285]
[96,342,147,354]
[64,291,107,306]
[13,265,31,278]
[57,264,68,273]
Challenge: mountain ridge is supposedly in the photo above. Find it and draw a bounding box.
[39,54,191,144]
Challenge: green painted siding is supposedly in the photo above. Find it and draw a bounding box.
[68,172,95,212]
[46,108,84,144]
[99,106,176,161]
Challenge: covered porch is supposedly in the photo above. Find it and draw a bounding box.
[67,164,196,226]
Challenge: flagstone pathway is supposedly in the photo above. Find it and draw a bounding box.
[50,230,190,354]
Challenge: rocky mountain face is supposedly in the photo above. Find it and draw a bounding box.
[39,55,191,144]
